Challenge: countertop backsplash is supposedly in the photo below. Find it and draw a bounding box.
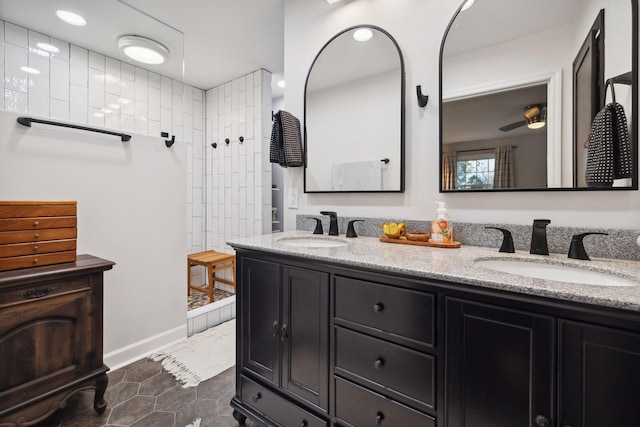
[296,215,640,261]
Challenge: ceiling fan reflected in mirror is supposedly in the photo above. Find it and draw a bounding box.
[499,104,547,131]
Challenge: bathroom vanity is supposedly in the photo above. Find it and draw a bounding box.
[0,255,114,426]
[229,232,640,427]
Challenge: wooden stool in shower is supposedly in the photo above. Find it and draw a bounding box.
[187,250,236,302]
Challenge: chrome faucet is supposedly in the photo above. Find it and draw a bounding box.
[320,211,339,236]
[530,219,550,255]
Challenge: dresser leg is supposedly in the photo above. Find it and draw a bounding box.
[93,373,109,414]
[232,409,247,425]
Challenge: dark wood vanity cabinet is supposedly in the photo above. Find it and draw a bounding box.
[446,298,555,427]
[0,255,113,426]
[231,249,640,427]
[234,256,329,426]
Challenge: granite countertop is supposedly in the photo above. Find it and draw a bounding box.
[228,230,640,313]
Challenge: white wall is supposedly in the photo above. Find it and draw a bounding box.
[203,70,272,292]
[283,0,640,229]
[0,111,187,368]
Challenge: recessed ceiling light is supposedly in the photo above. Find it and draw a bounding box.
[20,66,40,74]
[55,10,87,27]
[461,0,475,12]
[277,80,286,88]
[36,42,59,53]
[118,35,169,65]
[353,28,373,42]
[326,0,341,3]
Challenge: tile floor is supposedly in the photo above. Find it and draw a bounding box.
[188,287,234,311]
[34,358,257,427]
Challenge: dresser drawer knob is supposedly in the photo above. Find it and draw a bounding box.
[299,420,308,427]
[252,392,262,403]
[373,303,385,313]
[33,221,40,227]
[34,233,40,239]
[33,245,39,251]
[375,411,385,425]
[33,258,39,264]
[374,358,385,369]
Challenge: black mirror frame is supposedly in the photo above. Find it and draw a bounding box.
[303,24,406,194]
[438,0,639,193]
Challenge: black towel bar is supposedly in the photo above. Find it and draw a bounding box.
[17,116,131,142]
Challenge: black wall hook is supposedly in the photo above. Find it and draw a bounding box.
[225,136,245,145]
[161,132,175,147]
[416,85,429,107]
[211,143,217,149]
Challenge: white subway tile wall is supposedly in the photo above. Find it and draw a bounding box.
[204,70,272,292]
[2,20,272,298]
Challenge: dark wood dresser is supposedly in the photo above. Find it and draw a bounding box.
[0,255,114,426]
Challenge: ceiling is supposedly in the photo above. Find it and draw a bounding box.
[442,84,548,144]
[0,0,285,96]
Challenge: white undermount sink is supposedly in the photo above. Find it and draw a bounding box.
[276,236,350,248]
[475,258,639,287]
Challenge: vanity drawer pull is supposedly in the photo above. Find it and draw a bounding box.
[375,411,385,425]
[272,320,279,338]
[373,303,384,313]
[299,420,308,427]
[374,358,385,369]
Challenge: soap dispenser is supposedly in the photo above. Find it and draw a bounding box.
[431,202,453,243]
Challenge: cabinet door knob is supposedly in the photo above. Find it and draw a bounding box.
[535,415,550,427]
[252,392,262,403]
[272,321,279,338]
[374,358,385,369]
[373,303,385,313]
[375,411,385,425]
[299,420,308,427]
[281,324,288,341]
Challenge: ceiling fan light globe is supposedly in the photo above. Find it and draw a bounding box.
[527,121,546,130]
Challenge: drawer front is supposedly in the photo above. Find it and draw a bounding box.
[335,327,435,409]
[335,276,435,348]
[0,216,77,232]
[0,203,76,218]
[0,251,76,272]
[335,377,435,427]
[0,228,77,244]
[240,376,327,427]
[0,239,76,257]
[0,275,90,309]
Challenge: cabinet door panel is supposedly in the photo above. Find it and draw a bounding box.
[560,320,640,427]
[0,291,92,409]
[241,257,280,385]
[282,266,329,410]
[446,298,554,427]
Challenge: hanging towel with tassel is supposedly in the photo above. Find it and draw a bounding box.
[270,110,303,167]
[585,102,632,187]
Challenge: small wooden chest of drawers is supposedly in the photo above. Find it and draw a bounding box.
[0,201,77,272]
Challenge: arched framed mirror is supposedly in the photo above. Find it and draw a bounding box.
[439,0,638,192]
[304,25,405,193]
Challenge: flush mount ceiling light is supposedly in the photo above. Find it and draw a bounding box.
[353,28,373,42]
[118,35,169,65]
[326,0,341,3]
[55,10,87,26]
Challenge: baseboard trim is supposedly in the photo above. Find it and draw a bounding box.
[104,324,187,371]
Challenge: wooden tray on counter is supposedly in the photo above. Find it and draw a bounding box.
[379,236,461,248]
